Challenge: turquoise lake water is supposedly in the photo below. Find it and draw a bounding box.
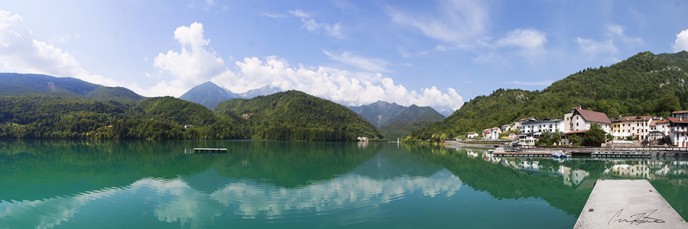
[0,140,686,228]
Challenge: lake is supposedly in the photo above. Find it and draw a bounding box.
[0,140,687,228]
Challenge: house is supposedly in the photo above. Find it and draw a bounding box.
[517,118,564,146]
[490,127,502,140]
[610,116,652,140]
[672,110,688,119]
[650,119,670,137]
[466,132,479,139]
[566,107,611,134]
[482,127,501,141]
[667,117,688,147]
[502,121,522,133]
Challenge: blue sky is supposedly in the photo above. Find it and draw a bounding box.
[1,0,688,113]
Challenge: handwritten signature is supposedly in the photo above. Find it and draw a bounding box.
[608,209,666,225]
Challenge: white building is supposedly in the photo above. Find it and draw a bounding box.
[610,116,652,140]
[517,118,564,146]
[466,132,479,139]
[668,117,688,147]
[566,107,611,134]
[519,118,565,134]
[650,119,670,136]
[483,127,501,141]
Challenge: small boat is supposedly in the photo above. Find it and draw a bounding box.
[551,150,568,158]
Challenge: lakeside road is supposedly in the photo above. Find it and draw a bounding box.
[443,140,496,149]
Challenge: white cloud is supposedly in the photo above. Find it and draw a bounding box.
[576,24,643,57]
[153,22,229,96]
[0,10,116,86]
[216,56,463,112]
[496,29,547,49]
[387,0,487,44]
[152,22,463,112]
[576,37,617,55]
[672,29,688,52]
[289,9,344,39]
[323,50,390,73]
[606,24,642,45]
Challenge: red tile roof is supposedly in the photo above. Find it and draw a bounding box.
[611,116,652,123]
[667,117,688,124]
[574,107,611,124]
[650,120,669,126]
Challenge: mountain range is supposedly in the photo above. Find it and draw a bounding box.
[179,81,280,109]
[349,101,445,140]
[0,73,380,141]
[0,73,143,104]
[180,81,447,140]
[412,51,688,140]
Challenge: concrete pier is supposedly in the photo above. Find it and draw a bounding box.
[575,179,687,229]
[191,148,228,154]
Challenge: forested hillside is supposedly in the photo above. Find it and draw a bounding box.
[0,95,245,140]
[411,51,688,140]
[216,90,381,141]
[0,74,379,141]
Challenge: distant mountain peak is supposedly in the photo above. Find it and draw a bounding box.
[180,81,239,109]
[349,100,445,139]
[239,85,282,99]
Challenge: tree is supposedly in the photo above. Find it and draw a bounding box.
[583,124,607,146]
[536,132,552,147]
[551,132,561,145]
[568,134,581,146]
[656,93,681,116]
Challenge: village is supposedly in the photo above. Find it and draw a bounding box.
[466,106,688,148]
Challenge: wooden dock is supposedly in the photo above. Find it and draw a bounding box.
[492,151,556,157]
[568,147,688,158]
[591,151,651,158]
[574,179,687,228]
[192,148,228,154]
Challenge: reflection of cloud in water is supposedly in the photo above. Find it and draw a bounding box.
[0,188,118,229]
[142,179,226,229]
[210,170,461,219]
[0,170,461,228]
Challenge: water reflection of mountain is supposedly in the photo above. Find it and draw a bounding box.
[0,140,216,201]
[210,141,380,188]
[0,142,461,228]
[419,147,688,219]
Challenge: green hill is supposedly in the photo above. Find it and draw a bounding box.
[413,51,688,139]
[216,90,381,141]
[86,86,144,104]
[136,96,218,126]
[0,95,129,138]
